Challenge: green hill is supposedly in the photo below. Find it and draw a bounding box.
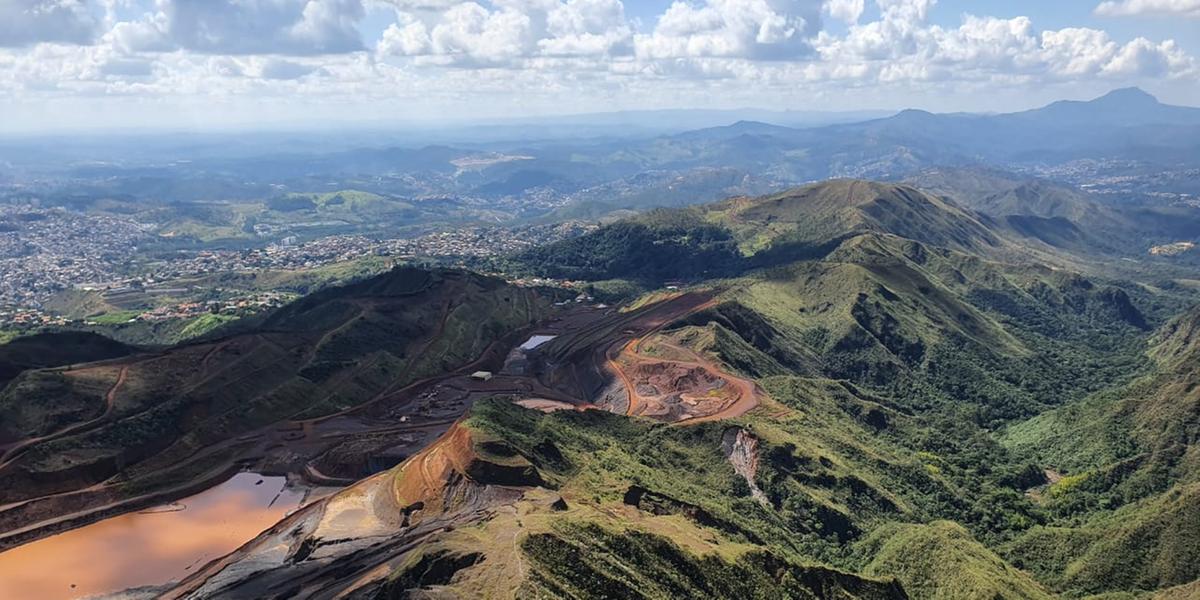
[517,180,1011,283]
[516,208,743,281]
[861,521,1053,600]
[906,167,1200,258]
[161,182,1200,597]
[996,305,1200,596]
[711,179,1003,256]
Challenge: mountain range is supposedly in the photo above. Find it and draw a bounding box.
[9,88,1199,229]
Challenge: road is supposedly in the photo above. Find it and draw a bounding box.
[0,365,129,470]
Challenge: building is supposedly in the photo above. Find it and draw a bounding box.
[470,371,494,381]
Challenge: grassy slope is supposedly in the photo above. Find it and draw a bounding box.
[9,177,1197,597]
[383,385,1041,599]
[711,179,1003,256]
[381,239,1180,596]
[385,181,1199,598]
[861,521,1053,600]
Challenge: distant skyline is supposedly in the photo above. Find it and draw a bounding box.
[1,0,1198,132]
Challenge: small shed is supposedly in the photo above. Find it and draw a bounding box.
[470,371,494,382]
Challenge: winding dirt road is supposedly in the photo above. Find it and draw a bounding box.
[0,365,129,471]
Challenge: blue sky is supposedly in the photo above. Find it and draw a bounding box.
[0,0,1197,131]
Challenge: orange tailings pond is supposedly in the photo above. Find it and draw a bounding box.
[0,472,310,599]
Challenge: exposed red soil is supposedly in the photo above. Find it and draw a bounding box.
[600,298,762,424]
[393,422,478,508]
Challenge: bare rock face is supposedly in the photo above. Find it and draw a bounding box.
[721,427,769,506]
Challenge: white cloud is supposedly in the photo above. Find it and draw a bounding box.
[1094,0,1200,18]
[0,0,1197,126]
[814,1,1196,82]
[1040,28,1121,76]
[823,0,864,23]
[377,0,632,66]
[120,0,368,55]
[636,0,823,60]
[426,3,532,65]
[378,17,432,55]
[539,0,632,56]
[0,0,98,48]
[258,58,322,79]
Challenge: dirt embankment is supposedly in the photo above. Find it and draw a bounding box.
[396,422,543,514]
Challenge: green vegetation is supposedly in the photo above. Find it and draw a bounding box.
[477,180,1200,598]
[425,393,1055,597]
[860,521,1053,599]
[175,313,238,340]
[10,177,1200,598]
[515,209,743,282]
[519,522,905,600]
[1003,484,1200,596]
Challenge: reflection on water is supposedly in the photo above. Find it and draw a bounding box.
[0,472,305,600]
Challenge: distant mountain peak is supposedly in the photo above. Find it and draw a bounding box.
[1093,87,1159,106]
[893,108,936,120]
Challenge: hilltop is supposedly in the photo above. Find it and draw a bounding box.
[0,331,135,389]
[157,228,1188,597]
[518,179,1008,283]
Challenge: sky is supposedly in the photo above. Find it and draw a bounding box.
[0,0,1198,132]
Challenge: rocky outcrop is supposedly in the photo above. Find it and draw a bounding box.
[721,427,768,506]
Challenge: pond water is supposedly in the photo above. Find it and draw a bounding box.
[0,472,306,600]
